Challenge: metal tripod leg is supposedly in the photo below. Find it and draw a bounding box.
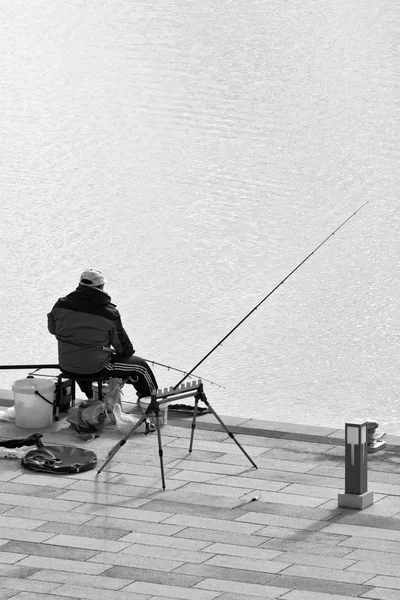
[97,391,166,488]
[97,413,148,475]
[191,385,258,470]
[154,412,166,490]
[189,395,199,453]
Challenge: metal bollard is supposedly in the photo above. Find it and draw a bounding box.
[338,420,374,510]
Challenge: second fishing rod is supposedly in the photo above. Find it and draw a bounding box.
[174,201,369,389]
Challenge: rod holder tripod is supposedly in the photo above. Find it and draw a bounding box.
[97,382,257,489]
[188,385,258,470]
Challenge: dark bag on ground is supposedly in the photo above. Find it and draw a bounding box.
[0,433,44,448]
[21,444,97,474]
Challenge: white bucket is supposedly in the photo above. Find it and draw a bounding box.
[12,378,54,429]
[92,381,110,401]
[138,396,169,426]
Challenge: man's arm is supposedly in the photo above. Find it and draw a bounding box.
[112,317,135,356]
[47,312,56,335]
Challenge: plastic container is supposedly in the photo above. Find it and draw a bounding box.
[138,396,169,426]
[12,378,54,429]
[28,374,72,413]
[92,381,110,401]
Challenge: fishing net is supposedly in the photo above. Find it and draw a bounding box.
[22,444,97,474]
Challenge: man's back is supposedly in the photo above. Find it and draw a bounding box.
[48,283,133,374]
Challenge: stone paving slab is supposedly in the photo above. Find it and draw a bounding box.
[261,529,350,546]
[280,592,364,600]
[0,552,27,565]
[0,576,60,594]
[236,511,331,531]
[174,526,268,547]
[363,589,400,600]
[262,538,353,557]
[97,564,205,588]
[87,550,186,572]
[28,569,139,589]
[0,590,33,600]
[1,409,400,598]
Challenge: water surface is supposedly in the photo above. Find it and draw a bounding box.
[0,0,399,431]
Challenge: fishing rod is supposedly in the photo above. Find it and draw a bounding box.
[100,348,224,389]
[173,201,369,389]
[0,364,59,370]
[142,358,225,389]
[0,359,225,389]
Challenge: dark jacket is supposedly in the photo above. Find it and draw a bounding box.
[47,285,134,374]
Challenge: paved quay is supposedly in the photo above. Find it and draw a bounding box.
[1,403,400,600]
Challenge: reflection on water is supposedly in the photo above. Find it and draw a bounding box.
[0,0,399,431]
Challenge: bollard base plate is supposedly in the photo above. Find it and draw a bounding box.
[368,440,386,453]
[338,490,374,510]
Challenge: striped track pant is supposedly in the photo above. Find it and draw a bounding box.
[75,354,158,398]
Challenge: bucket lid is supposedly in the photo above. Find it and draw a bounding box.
[12,378,54,393]
[12,380,35,392]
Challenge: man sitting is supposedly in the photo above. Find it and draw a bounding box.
[47,267,158,400]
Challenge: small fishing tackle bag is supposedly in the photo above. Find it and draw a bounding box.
[66,399,108,438]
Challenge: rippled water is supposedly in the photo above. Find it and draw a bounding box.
[0,0,399,431]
